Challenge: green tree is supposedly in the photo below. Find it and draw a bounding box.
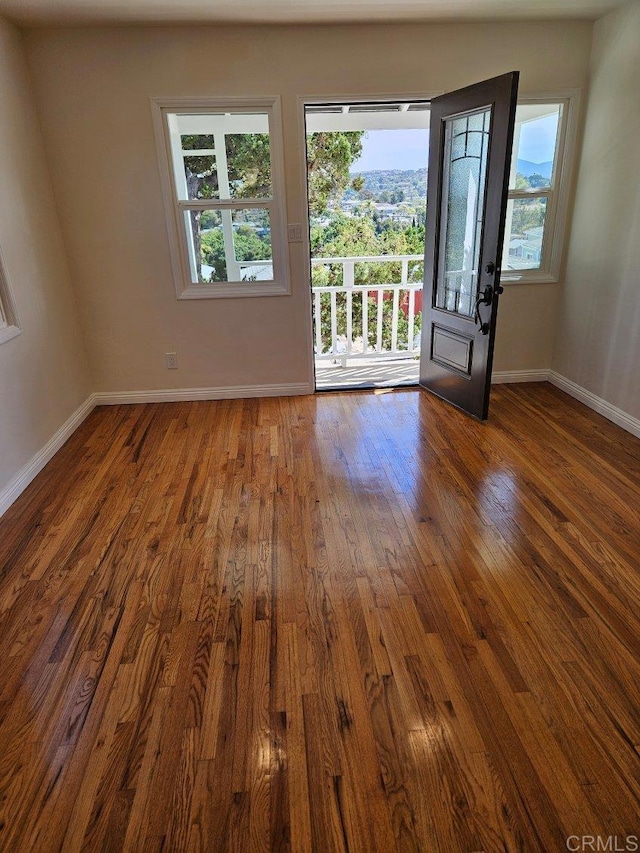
[528,172,551,189]
[511,198,546,235]
[181,133,271,281]
[311,213,424,352]
[304,135,428,353]
[201,222,272,282]
[181,135,218,281]
[225,134,271,197]
[515,171,551,191]
[306,132,365,216]
[201,230,227,281]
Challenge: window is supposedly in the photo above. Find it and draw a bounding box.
[152,97,289,299]
[0,247,20,345]
[501,97,577,283]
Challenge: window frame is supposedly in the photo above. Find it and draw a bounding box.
[151,96,290,299]
[0,245,21,346]
[501,92,580,285]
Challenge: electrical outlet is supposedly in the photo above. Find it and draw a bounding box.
[165,352,178,369]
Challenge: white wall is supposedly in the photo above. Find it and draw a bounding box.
[0,16,91,500]
[552,0,640,421]
[24,21,593,395]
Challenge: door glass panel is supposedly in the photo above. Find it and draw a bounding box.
[435,108,491,317]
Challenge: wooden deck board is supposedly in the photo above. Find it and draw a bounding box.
[315,359,419,390]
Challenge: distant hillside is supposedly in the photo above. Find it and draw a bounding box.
[352,168,427,182]
[517,159,553,179]
[343,162,551,208]
[347,168,427,204]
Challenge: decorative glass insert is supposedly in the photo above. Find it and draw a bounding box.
[435,108,491,317]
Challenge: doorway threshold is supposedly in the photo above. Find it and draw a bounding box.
[315,359,419,391]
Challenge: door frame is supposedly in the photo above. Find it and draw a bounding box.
[296,91,436,392]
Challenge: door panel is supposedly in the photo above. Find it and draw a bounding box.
[419,72,519,420]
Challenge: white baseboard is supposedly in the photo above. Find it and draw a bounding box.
[93,381,314,406]
[492,369,550,384]
[2,373,636,521]
[0,394,96,519]
[0,381,310,518]
[491,368,640,439]
[548,371,640,439]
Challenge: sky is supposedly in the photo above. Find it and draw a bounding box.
[350,129,429,172]
[350,113,558,173]
[517,113,559,164]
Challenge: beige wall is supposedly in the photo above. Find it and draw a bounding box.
[24,21,593,394]
[552,1,640,419]
[0,16,90,496]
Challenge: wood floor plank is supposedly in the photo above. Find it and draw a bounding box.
[0,384,639,851]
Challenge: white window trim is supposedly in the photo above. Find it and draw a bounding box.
[151,96,290,299]
[501,90,581,285]
[0,244,21,345]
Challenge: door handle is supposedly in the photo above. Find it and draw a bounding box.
[475,284,493,335]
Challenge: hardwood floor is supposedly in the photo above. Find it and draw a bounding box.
[0,383,639,852]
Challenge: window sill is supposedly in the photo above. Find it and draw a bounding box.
[0,324,21,345]
[501,271,558,285]
[178,281,290,300]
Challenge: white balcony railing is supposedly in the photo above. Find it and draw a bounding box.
[237,253,476,367]
[311,254,424,365]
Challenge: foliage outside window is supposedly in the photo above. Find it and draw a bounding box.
[153,98,289,299]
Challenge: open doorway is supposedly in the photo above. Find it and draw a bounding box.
[304,101,430,391]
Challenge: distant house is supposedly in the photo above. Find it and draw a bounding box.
[508,225,544,267]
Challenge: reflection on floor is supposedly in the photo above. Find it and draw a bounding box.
[315,358,419,390]
[1,386,639,849]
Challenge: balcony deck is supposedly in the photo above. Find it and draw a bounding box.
[315,357,419,390]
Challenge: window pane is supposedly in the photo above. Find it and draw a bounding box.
[183,154,219,200]
[502,197,548,270]
[226,134,272,199]
[509,104,562,190]
[169,112,271,201]
[181,134,214,149]
[185,208,273,284]
[436,108,490,317]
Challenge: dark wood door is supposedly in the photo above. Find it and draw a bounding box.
[419,72,519,420]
